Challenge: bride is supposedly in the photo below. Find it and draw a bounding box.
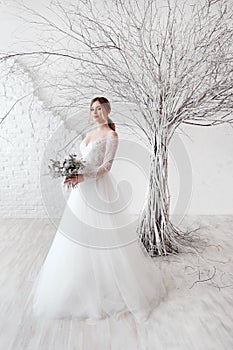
[31,96,169,349]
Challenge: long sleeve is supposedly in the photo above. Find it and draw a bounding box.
[80,135,119,182]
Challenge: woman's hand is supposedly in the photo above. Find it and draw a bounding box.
[64,174,84,188]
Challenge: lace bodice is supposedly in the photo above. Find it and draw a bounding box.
[78,134,119,182]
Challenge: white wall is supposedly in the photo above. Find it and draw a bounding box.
[0,61,63,217]
[168,124,233,215]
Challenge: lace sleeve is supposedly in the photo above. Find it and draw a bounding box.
[80,134,119,182]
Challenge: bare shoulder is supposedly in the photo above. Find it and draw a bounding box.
[84,131,92,141]
[109,130,118,139]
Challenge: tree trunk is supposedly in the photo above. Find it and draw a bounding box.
[137,131,196,257]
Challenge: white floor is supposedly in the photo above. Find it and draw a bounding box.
[0,215,233,349]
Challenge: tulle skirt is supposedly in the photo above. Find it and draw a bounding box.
[30,172,169,349]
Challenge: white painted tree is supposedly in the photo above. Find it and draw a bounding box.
[1,0,233,256]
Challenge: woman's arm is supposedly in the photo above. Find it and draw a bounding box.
[81,132,119,182]
[64,132,118,187]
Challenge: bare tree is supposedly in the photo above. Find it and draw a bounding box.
[1,0,233,256]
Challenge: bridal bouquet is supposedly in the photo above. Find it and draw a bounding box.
[48,154,87,189]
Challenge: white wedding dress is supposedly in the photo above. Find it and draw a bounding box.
[30,134,169,349]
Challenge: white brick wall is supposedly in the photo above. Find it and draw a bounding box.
[0,60,80,218]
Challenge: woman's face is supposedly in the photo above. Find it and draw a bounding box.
[90,100,108,125]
